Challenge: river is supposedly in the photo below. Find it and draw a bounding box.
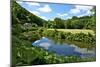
[32,37,96,58]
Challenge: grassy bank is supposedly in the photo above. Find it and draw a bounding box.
[48,29,95,35]
[43,29,96,46]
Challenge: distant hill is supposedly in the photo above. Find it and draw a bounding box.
[12,1,46,26]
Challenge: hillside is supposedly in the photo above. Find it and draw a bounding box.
[12,1,46,26]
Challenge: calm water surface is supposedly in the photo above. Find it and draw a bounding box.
[32,37,96,58]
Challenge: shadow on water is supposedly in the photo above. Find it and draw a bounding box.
[32,37,96,58]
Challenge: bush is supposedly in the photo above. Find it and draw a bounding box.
[43,30,96,45]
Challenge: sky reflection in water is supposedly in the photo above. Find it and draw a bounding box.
[32,37,96,58]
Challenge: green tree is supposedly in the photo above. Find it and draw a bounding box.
[54,18,65,28]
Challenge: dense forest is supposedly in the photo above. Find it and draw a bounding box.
[44,15,95,29]
[12,0,96,66]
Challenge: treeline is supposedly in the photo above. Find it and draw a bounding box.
[43,6,96,30]
[44,14,96,30]
[12,0,96,30]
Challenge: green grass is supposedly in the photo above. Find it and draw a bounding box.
[48,29,95,35]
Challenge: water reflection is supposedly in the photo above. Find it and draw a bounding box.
[32,37,96,58]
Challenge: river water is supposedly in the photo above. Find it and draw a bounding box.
[32,37,96,58]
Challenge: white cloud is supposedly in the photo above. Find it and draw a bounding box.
[86,10,92,15]
[69,9,80,14]
[77,10,92,17]
[75,5,93,11]
[40,16,48,20]
[57,13,68,17]
[69,5,93,16]
[16,1,23,4]
[29,10,48,20]
[37,5,52,13]
[66,16,72,19]
[29,11,40,15]
[26,2,40,6]
[77,14,86,17]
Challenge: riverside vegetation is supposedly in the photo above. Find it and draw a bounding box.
[12,0,96,66]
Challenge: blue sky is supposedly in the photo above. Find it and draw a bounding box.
[17,1,94,20]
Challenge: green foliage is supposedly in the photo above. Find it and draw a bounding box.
[46,14,96,30]
[12,0,45,26]
[54,18,65,28]
[43,30,96,45]
[58,32,66,39]
[11,1,96,66]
